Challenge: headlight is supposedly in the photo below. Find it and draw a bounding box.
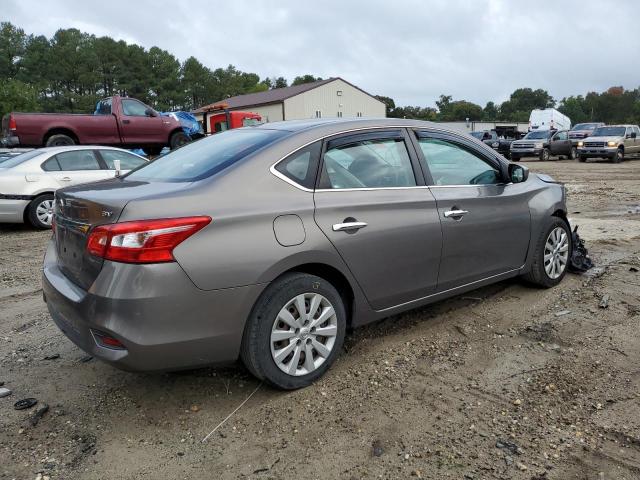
[535,142,544,149]
[577,141,584,147]
[607,141,617,147]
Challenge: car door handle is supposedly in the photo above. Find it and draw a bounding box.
[444,209,469,219]
[60,177,72,182]
[332,221,368,232]
[122,119,130,124]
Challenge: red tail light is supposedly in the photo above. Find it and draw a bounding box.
[87,216,211,264]
[8,115,17,131]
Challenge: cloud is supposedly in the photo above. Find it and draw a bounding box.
[4,0,639,108]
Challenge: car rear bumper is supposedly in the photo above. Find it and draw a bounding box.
[42,240,266,371]
[578,147,616,158]
[1,135,20,147]
[0,198,30,223]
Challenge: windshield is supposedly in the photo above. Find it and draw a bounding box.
[524,131,551,139]
[125,128,288,182]
[591,127,625,137]
[572,123,600,130]
[0,150,43,169]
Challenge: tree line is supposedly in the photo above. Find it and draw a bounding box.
[1,22,639,125]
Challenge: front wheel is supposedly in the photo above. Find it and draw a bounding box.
[539,148,551,161]
[27,193,55,229]
[569,147,577,160]
[522,217,571,288]
[612,148,623,163]
[241,273,346,389]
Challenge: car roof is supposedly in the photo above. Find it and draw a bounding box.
[31,145,146,157]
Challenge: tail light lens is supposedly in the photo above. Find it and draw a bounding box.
[8,115,17,131]
[87,216,211,264]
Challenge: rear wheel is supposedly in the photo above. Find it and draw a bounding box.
[45,134,75,147]
[569,147,577,160]
[522,217,571,288]
[612,148,623,163]
[27,193,55,229]
[240,272,346,389]
[540,148,550,161]
[170,131,190,150]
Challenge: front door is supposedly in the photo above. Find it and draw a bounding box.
[550,130,571,156]
[313,130,442,311]
[413,130,531,291]
[119,98,164,145]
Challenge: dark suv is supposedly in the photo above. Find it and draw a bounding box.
[510,130,575,161]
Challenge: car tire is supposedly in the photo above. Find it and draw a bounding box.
[27,193,55,229]
[45,134,75,147]
[522,217,571,288]
[170,131,191,150]
[612,148,623,163]
[539,148,550,161]
[578,155,586,163]
[240,272,346,390]
[569,147,578,160]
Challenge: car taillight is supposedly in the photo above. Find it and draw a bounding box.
[86,216,211,264]
[8,115,17,131]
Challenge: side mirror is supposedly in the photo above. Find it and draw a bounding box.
[145,108,157,117]
[631,132,637,139]
[509,163,529,183]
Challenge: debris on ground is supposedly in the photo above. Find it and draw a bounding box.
[29,403,49,426]
[14,398,38,410]
[43,354,60,360]
[372,439,384,457]
[0,387,12,398]
[79,355,93,363]
[599,294,610,309]
[496,439,522,455]
[568,225,594,272]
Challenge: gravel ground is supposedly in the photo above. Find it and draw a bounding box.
[1,158,639,480]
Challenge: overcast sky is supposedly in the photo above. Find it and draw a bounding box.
[4,0,639,107]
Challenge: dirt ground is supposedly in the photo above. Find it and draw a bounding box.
[1,157,639,480]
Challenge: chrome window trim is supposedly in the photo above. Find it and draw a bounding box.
[269,125,509,192]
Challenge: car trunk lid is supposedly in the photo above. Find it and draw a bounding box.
[53,179,189,290]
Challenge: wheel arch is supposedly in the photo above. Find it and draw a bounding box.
[23,191,55,223]
[43,127,79,145]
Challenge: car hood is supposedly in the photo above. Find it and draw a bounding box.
[569,130,593,137]
[582,136,622,142]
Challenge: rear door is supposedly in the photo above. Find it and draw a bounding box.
[118,98,164,145]
[313,129,442,310]
[96,149,148,175]
[412,130,531,291]
[44,150,111,187]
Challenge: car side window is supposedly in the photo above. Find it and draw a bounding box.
[100,150,147,170]
[41,157,61,171]
[275,142,321,189]
[417,137,501,186]
[122,99,150,117]
[319,137,416,189]
[55,151,101,171]
[95,98,112,115]
[554,131,567,141]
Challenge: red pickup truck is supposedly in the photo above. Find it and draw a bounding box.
[1,96,190,155]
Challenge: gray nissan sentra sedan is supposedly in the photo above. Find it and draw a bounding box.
[43,118,571,389]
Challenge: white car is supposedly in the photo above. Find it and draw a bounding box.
[0,146,148,228]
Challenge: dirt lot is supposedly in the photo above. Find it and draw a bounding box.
[1,158,640,480]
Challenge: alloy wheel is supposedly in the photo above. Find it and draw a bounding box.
[36,199,54,226]
[544,227,569,279]
[270,293,338,376]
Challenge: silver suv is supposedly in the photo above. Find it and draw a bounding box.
[577,125,640,163]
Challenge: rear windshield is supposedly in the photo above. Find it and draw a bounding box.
[125,128,288,182]
[0,150,43,169]
[524,131,551,139]
[572,123,600,130]
[591,127,625,137]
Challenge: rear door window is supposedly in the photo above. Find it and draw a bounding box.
[99,150,147,170]
[55,151,101,171]
[41,157,61,171]
[319,134,416,189]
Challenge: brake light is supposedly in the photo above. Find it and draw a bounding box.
[87,216,211,264]
[8,115,17,131]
